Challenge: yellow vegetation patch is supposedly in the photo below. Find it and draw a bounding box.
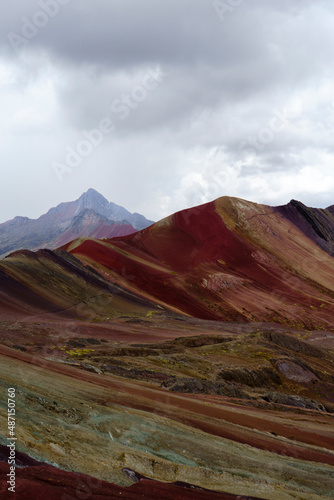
[66,349,95,356]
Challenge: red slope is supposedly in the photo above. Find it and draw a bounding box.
[66,198,334,327]
[0,460,262,500]
[52,221,136,248]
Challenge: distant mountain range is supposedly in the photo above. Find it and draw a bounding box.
[0,189,154,258]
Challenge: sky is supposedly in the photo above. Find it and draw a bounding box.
[1,0,334,223]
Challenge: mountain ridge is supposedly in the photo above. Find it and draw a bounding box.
[274,198,334,257]
[60,195,334,328]
[0,189,154,258]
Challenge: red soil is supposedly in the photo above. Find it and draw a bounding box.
[0,461,262,500]
[54,222,136,248]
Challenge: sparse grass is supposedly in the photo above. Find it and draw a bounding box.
[146,311,158,318]
[66,349,95,356]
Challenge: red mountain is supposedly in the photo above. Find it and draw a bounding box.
[64,196,334,329]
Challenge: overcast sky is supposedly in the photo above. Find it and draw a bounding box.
[1,0,334,223]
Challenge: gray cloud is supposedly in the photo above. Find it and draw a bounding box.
[1,0,334,223]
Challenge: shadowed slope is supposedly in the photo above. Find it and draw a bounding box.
[0,249,162,319]
[274,199,334,257]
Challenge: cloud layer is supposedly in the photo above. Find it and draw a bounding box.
[1,0,334,222]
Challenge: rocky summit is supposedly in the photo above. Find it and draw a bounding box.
[0,188,154,258]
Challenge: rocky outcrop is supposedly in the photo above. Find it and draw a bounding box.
[102,364,173,382]
[261,331,325,358]
[275,359,318,383]
[262,392,329,412]
[161,377,249,398]
[217,366,281,388]
[165,335,233,348]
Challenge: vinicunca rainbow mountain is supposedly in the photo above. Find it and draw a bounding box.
[1,195,334,499]
[60,196,334,329]
[1,195,334,327]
